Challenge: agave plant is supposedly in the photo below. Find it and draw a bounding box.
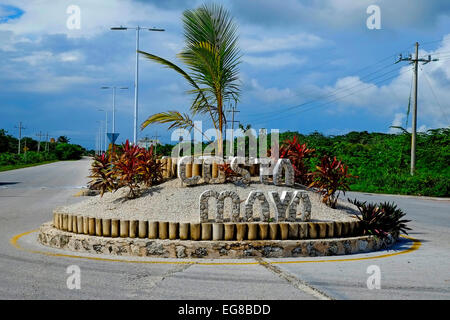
[138,3,241,157]
[348,198,411,238]
[309,156,356,208]
[279,136,315,185]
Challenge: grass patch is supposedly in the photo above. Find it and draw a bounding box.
[0,160,59,172]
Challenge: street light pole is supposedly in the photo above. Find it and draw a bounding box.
[98,108,108,152]
[111,25,165,145]
[101,86,128,138]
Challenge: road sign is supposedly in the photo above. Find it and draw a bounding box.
[107,133,120,144]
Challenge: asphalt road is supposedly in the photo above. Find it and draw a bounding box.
[0,158,449,300]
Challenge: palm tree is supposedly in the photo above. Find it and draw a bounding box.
[139,3,241,157]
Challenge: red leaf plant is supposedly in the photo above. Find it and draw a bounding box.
[308,155,357,208]
[279,136,315,185]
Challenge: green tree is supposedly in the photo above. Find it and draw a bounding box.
[139,3,241,157]
[57,135,70,143]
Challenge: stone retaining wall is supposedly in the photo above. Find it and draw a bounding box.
[52,212,362,241]
[38,222,397,258]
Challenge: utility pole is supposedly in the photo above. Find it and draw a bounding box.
[14,122,26,154]
[45,132,49,153]
[153,132,160,154]
[226,103,240,154]
[36,131,44,152]
[110,25,165,145]
[396,42,438,175]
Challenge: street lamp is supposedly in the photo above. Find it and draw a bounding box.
[100,86,128,139]
[110,25,165,144]
[96,120,104,154]
[98,108,108,152]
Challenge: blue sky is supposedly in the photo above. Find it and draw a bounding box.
[0,0,449,149]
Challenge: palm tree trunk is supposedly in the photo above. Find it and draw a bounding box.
[217,94,224,158]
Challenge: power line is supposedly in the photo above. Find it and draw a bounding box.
[420,65,450,125]
[251,65,413,125]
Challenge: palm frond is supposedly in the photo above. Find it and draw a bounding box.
[141,111,194,131]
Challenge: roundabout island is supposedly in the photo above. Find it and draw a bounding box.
[38,157,398,259]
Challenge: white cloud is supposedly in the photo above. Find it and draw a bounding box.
[320,35,450,128]
[243,53,306,68]
[389,113,406,133]
[0,0,179,38]
[247,78,296,103]
[241,33,325,53]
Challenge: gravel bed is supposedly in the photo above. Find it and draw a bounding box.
[58,178,359,223]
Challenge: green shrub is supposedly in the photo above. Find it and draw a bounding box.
[54,143,83,160]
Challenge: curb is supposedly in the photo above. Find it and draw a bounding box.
[38,222,397,259]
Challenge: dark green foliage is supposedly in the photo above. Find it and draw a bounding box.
[273,128,449,197]
[348,198,411,238]
[54,143,83,160]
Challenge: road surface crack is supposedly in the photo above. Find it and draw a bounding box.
[255,257,334,300]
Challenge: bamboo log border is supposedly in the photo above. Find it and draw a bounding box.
[52,212,362,241]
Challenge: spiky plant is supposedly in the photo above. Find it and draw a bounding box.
[348,198,411,238]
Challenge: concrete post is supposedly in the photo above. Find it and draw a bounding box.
[236,224,247,241]
[279,223,289,240]
[138,221,148,238]
[111,219,119,237]
[159,221,168,239]
[269,223,278,240]
[179,223,190,240]
[120,220,129,238]
[148,221,158,239]
[201,223,212,240]
[212,223,224,240]
[190,223,201,241]
[258,223,269,240]
[288,223,299,239]
[88,217,95,235]
[102,219,111,237]
[224,223,235,240]
[169,222,179,240]
[95,218,102,236]
[247,223,258,240]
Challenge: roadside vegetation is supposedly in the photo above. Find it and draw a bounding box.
[150,128,449,198]
[0,129,85,171]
